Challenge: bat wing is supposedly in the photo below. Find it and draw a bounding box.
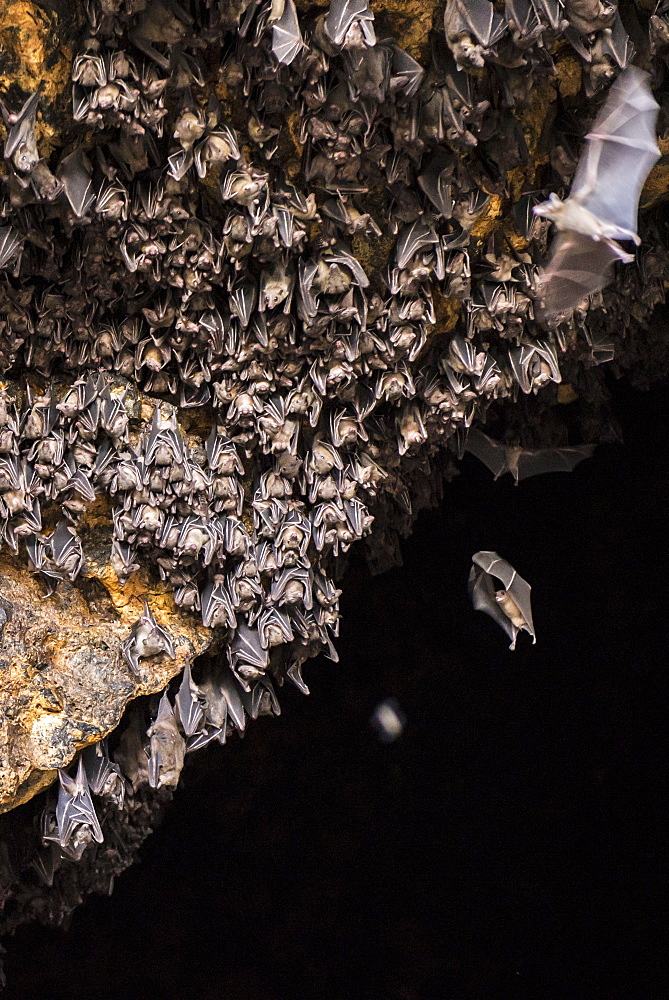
[272,0,302,66]
[465,428,510,479]
[58,148,95,218]
[325,0,373,45]
[219,670,247,732]
[515,444,596,480]
[468,561,517,645]
[395,221,438,268]
[571,66,659,239]
[460,0,507,45]
[175,662,205,736]
[536,229,625,319]
[418,152,454,218]
[390,45,424,98]
[471,551,536,643]
[507,573,535,641]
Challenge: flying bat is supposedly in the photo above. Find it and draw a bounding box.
[465,427,595,483]
[533,66,660,320]
[469,551,536,650]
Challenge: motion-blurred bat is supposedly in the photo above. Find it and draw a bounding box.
[465,427,595,483]
[469,551,536,650]
[533,66,659,320]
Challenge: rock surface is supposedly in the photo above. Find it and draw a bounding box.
[0,551,212,812]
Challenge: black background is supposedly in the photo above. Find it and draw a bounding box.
[3,378,667,998]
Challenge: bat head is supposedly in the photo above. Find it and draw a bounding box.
[533,193,564,221]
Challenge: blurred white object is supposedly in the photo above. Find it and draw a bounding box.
[370,698,406,743]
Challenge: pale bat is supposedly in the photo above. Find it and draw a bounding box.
[533,67,660,320]
[469,551,536,650]
[465,427,596,483]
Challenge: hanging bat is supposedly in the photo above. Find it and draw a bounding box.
[50,519,84,581]
[81,739,126,808]
[469,551,536,650]
[324,0,376,49]
[57,147,96,218]
[534,66,660,320]
[217,668,247,732]
[174,661,205,737]
[122,600,176,675]
[2,92,40,175]
[240,674,281,720]
[146,691,185,790]
[0,226,22,269]
[42,758,104,861]
[465,428,596,483]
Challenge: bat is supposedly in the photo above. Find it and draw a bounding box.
[2,92,40,175]
[43,758,104,861]
[240,674,281,720]
[469,551,536,650]
[258,605,294,648]
[50,519,84,581]
[389,45,424,98]
[201,577,237,629]
[122,600,176,675]
[143,408,186,468]
[418,151,455,218]
[217,668,247,732]
[0,226,22,269]
[324,0,376,48]
[445,0,507,68]
[534,66,660,320]
[395,220,439,269]
[174,661,205,736]
[81,739,125,808]
[147,691,186,789]
[228,622,270,681]
[57,147,96,218]
[465,427,596,483]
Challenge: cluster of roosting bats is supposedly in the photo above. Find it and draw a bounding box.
[0,0,667,881]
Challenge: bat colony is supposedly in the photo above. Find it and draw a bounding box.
[0,0,663,886]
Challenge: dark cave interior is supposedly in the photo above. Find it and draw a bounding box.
[2,374,667,999]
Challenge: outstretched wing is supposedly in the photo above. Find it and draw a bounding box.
[465,428,510,478]
[536,230,627,320]
[571,66,660,239]
[468,562,517,644]
[471,550,535,641]
[516,444,596,480]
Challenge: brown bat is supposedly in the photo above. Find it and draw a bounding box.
[465,427,595,484]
